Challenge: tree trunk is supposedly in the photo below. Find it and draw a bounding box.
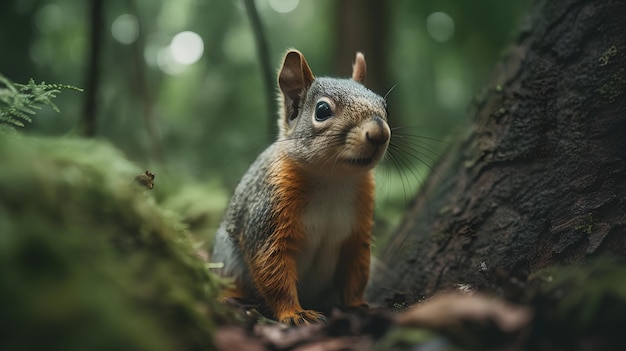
[81,0,104,137]
[333,0,390,96]
[370,0,626,305]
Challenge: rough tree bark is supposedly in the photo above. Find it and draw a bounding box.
[370,0,626,304]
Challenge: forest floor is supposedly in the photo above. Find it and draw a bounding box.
[214,259,626,351]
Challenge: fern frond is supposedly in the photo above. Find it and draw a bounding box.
[0,74,82,128]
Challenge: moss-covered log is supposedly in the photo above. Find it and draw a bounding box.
[370,0,626,304]
[0,134,229,351]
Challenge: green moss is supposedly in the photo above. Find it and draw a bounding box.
[532,259,626,338]
[0,134,229,351]
[597,68,625,103]
[575,213,595,234]
[598,45,617,66]
[160,179,229,243]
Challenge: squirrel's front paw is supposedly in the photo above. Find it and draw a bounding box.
[278,310,327,326]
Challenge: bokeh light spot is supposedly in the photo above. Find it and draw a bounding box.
[157,47,185,75]
[170,31,204,65]
[269,0,299,13]
[111,14,139,45]
[34,4,63,32]
[426,12,455,43]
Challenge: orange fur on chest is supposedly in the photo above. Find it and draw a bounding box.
[250,157,375,316]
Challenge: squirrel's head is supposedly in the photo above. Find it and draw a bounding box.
[277,49,390,175]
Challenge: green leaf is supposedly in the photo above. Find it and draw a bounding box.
[0,74,82,129]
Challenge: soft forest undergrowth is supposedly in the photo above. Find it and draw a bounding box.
[0,133,230,351]
[2,132,626,351]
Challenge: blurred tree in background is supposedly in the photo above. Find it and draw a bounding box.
[0,0,529,241]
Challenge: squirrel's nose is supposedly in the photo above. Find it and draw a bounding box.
[365,116,390,145]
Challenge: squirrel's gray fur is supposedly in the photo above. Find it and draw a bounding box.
[211,49,390,323]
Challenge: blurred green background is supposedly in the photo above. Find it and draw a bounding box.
[0,0,530,244]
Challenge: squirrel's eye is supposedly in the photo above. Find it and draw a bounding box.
[315,101,333,122]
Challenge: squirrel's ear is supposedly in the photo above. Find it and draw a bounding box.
[351,52,367,84]
[278,50,315,125]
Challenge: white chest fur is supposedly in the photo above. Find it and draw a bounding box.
[296,179,357,302]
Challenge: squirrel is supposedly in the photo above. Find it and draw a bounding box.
[212,49,390,326]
